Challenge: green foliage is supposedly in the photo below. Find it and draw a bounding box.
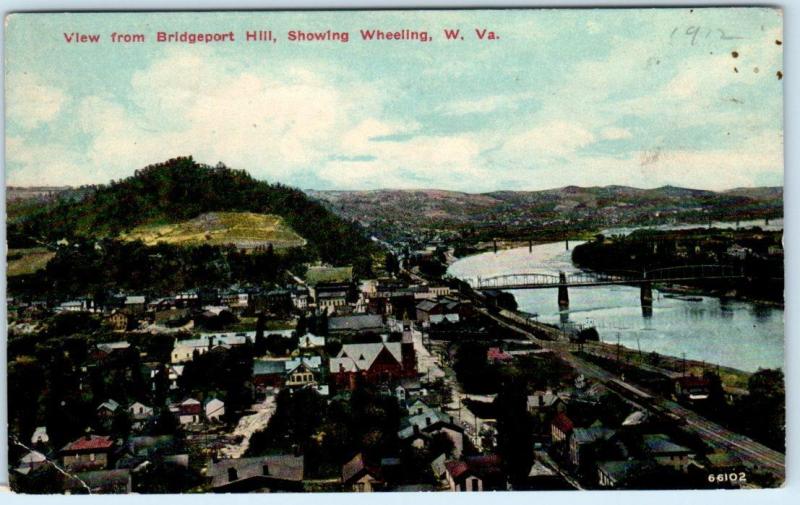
[248,388,327,456]
[8,238,310,299]
[8,157,377,275]
[494,374,533,485]
[265,333,297,356]
[734,368,785,451]
[45,312,101,337]
[453,341,499,394]
[178,345,254,414]
[571,228,784,302]
[135,459,203,493]
[247,385,402,478]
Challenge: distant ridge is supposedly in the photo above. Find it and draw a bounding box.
[307,184,782,229]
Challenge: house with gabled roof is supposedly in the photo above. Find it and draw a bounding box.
[285,361,318,388]
[61,434,115,472]
[31,426,49,446]
[15,450,47,475]
[641,433,695,472]
[398,408,465,457]
[205,398,225,422]
[252,359,290,391]
[551,412,574,453]
[208,454,304,492]
[569,427,616,468]
[97,399,120,422]
[173,398,202,425]
[444,455,507,492]
[341,453,382,492]
[407,399,434,416]
[597,460,650,488]
[127,402,154,430]
[330,342,409,390]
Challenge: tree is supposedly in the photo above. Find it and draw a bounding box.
[453,341,498,394]
[318,309,329,336]
[150,407,179,436]
[255,312,266,340]
[266,334,289,356]
[385,253,399,274]
[325,338,343,357]
[577,327,600,342]
[494,374,533,486]
[111,409,132,439]
[429,431,456,458]
[736,368,785,451]
[296,313,308,337]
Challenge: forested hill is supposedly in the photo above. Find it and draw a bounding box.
[7,157,376,272]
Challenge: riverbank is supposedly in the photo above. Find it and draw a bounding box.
[656,283,784,309]
[571,227,783,306]
[583,338,752,391]
[448,239,783,374]
[487,305,752,391]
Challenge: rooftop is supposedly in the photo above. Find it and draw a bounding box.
[328,314,385,332]
[61,435,114,453]
[208,454,304,489]
[342,453,380,483]
[642,434,693,456]
[552,412,574,433]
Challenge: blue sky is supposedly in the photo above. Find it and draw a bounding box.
[4,8,783,191]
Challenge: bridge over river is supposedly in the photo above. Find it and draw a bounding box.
[473,264,744,311]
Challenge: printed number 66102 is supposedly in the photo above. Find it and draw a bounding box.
[708,472,747,484]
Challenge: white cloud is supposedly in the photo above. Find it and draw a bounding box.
[320,131,489,190]
[4,17,783,193]
[497,129,783,191]
[501,121,596,160]
[600,127,633,140]
[6,73,67,129]
[66,51,390,183]
[6,135,91,186]
[437,92,537,116]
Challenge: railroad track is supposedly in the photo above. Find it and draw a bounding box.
[476,306,786,479]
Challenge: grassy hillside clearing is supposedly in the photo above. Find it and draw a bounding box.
[7,248,56,277]
[119,212,306,250]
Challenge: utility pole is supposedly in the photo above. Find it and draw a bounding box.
[616,333,621,369]
[682,352,687,377]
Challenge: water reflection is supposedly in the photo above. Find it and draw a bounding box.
[449,240,784,372]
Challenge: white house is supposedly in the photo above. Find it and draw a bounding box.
[205,398,225,421]
[31,426,49,445]
[298,333,325,350]
[170,333,253,363]
[128,402,154,421]
[175,398,202,425]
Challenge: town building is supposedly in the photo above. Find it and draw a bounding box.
[444,455,506,492]
[60,434,115,472]
[205,398,225,421]
[175,398,202,425]
[341,453,382,492]
[208,455,305,492]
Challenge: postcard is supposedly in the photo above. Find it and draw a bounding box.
[3,8,784,494]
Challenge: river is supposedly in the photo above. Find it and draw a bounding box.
[447,234,784,373]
